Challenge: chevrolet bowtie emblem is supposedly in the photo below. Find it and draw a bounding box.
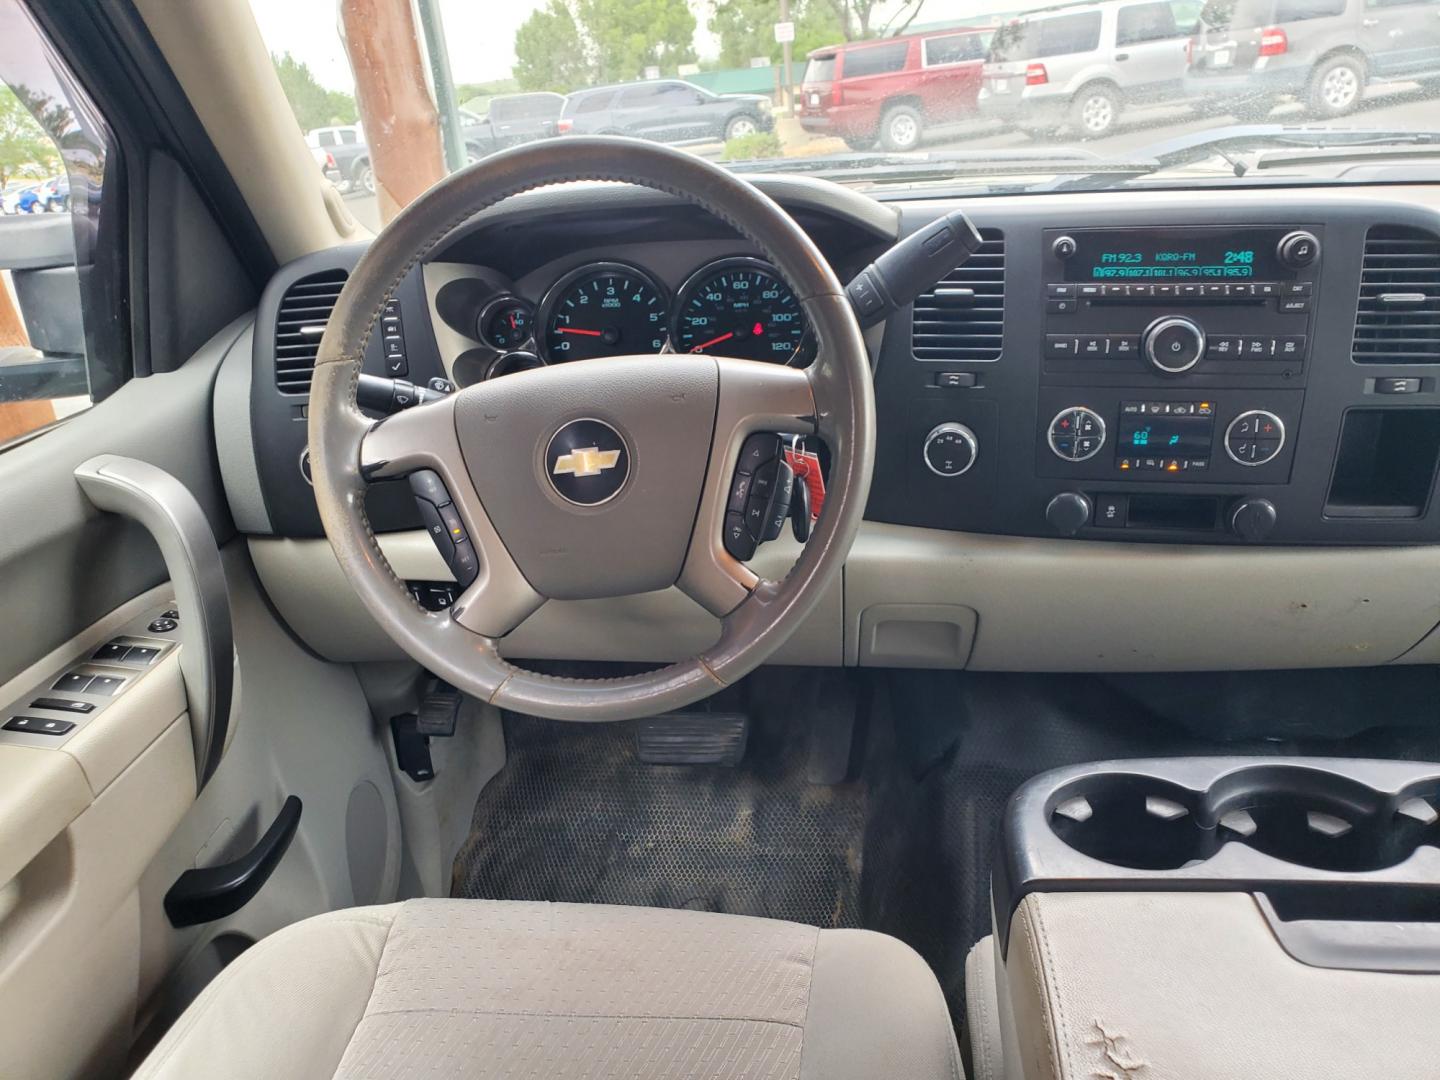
[552,446,622,478]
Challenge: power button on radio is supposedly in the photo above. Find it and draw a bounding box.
[1143,316,1206,375]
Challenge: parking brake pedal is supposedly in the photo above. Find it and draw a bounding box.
[635,713,749,766]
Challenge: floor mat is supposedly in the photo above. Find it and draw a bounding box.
[453,675,868,927]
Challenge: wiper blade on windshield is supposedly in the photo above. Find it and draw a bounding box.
[1058,124,1440,189]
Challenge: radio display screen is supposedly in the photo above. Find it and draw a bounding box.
[1064,229,1286,282]
[1117,412,1214,457]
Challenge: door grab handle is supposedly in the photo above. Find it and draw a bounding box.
[164,796,302,927]
[75,454,233,790]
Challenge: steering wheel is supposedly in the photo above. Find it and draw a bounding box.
[309,137,874,721]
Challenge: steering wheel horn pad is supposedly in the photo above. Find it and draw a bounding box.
[310,137,874,721]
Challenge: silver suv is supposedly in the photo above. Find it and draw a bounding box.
[978,0,1203,138]
[1187,0,1440,119]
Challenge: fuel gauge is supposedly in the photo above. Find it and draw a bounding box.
[478,296,534,351]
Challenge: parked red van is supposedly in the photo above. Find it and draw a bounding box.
[798,27,993,151]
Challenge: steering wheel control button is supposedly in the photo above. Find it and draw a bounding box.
[545,418,630,506]
[408,470,452,508]
[4,716,76,737]
[727,472,753,513]
[724,512,756,561]
[1225,410,1285,466]
[1144,316,1206,374]
[923,423,978,477]
[451,541,479,587]
[738,432,780,475]
[1048,407,1105,461]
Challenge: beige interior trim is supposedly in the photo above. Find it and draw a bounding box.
[250,532,842,666]
[1000,891,1440,1080]
[132,0,366,263]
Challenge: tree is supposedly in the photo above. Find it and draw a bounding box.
[513,1,590,93]
[515,0,698,92]
[577,0,697,83]
[271,52,357,133]
[710,0,844,67]
[0,87,58,187]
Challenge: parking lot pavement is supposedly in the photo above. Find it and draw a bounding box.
[339,82,1436,231]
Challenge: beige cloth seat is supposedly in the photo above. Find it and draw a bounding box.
[135,898,963,1079]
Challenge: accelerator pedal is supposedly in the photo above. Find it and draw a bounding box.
[635,712,749,766]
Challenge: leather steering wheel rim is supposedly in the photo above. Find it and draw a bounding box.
[309,137,874,721]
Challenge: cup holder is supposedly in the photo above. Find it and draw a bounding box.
[1046,765,1440,874]
[1048,775,1215,870]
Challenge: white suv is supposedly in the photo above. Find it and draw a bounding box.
[978,0,1203,138]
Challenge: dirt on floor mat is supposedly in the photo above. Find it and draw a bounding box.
[452,707,868,928]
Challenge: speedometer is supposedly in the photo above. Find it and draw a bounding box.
[540,262,668,362]
[672,258,810,364]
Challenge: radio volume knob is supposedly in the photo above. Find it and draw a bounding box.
[1052,235,1078,260]
[1277,230,1320,269]
[923,422,978,477]
[1143,316,1206,375]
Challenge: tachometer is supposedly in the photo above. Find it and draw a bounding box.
[540,262,668,362]
[672,258,810,364]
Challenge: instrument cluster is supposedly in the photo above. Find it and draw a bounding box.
[473,256,815,378]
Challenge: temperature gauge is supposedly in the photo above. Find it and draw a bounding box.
[478,296,534,351]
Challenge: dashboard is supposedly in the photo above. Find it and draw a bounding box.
[233,176,1440,673]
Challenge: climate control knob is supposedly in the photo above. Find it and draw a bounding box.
[1143,316,1206,375]
[1046,492,1092,537]
[1230,498,1278,542]
[923,422,978,477]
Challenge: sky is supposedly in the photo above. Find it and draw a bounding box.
[246,0,1012,92]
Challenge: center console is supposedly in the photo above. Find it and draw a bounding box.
[870,199,1440,547]
[967,757,1440,1080]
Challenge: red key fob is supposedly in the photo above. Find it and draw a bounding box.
[784,446,825,521]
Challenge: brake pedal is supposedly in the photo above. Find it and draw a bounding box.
[635,712,749,766]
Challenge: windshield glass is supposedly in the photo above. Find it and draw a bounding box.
[247,0,1440,221]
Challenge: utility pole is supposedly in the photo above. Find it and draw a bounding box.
[415,0,467,174]
[779,0,793,114]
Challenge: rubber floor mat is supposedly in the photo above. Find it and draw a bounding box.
[453,705,868,927]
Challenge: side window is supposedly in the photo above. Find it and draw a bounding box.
[317,130,336,147]
[0,0,117,448]
[1037,12,1105,56]
[618,85,665,108]
[1117,2,1181,43]
[574,92,613,115]
[658,83,705,105]
[339,128,358,145]
[1279,0,1345,17]
[1171,0,1205,31]
[842,42,910,78]
[924,34,985,66]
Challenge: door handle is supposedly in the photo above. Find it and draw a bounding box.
[1115,52,1131,60]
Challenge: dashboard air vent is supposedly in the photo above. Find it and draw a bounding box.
[911,229,1005,362]
[1353,226,1440,364]
[274,268,348,394]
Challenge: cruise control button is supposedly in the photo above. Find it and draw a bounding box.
[438,504,467,546]
[450,540,479,587]
[417,500,454,561]
[408,470,452,508]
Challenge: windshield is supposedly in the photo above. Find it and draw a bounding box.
[248,0,1440,222]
